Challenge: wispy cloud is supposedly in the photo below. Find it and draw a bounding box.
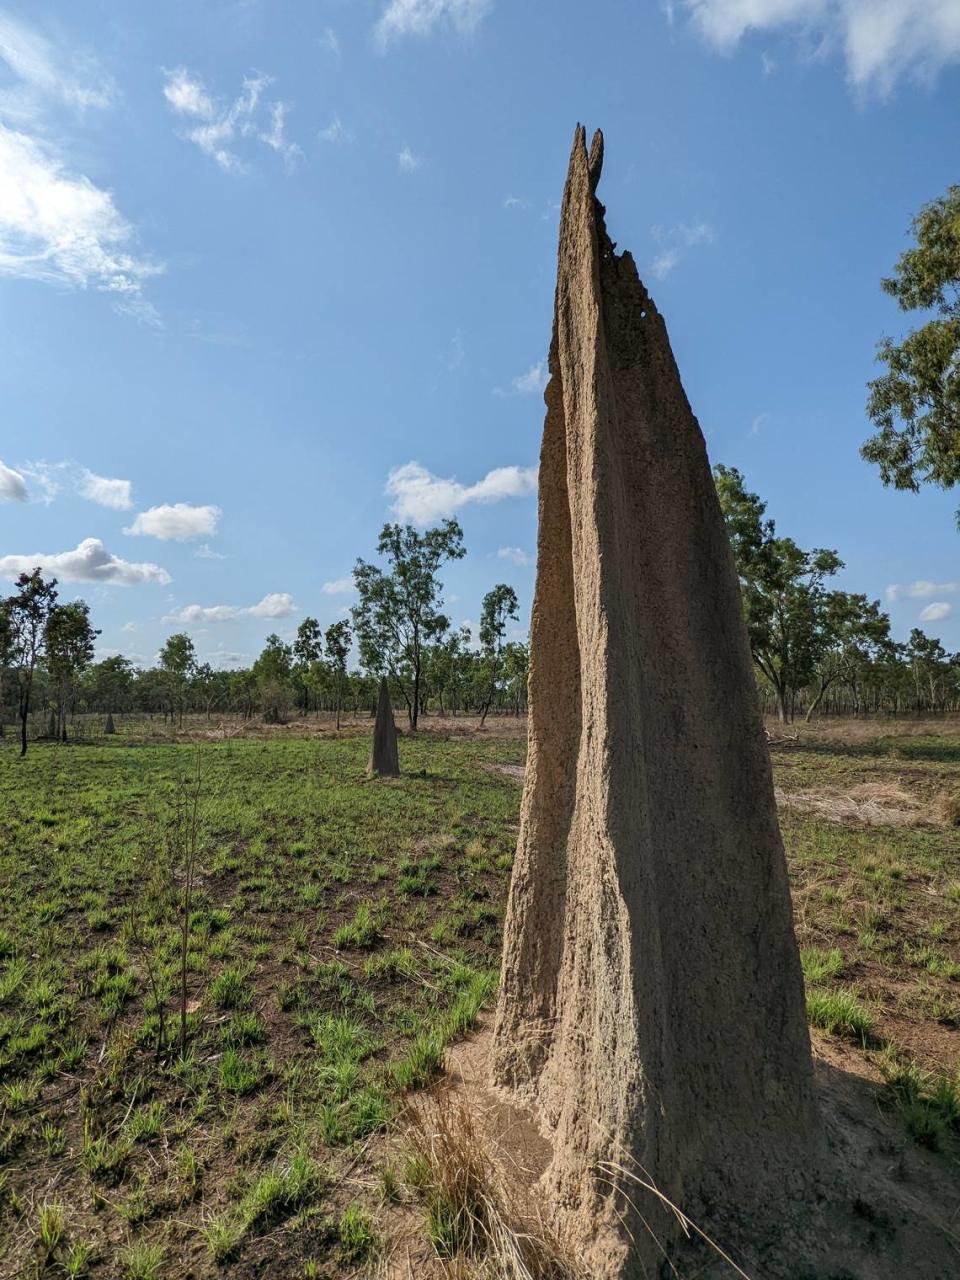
[162,67,302,172]
[0,12,116,119]
[163,592,296,624]
[0,15,161,320]
[125,503,221,542]
[0,458,27,502]
[0,537,170,585]
[0,125,162,309]
[194,543,226,561]
[375,0,492,48]
[319,115,348,145]
[386,460,537,524]
[679,0,960,95]
[18,461,132,508]
[321,577,355,595]
[649,221,714,280]
[319,27,341,57]
[886,579,960,602]
[497,546,531,567]
[920,601,952,623]
[510,360,549,396]
[77,468,132,510]
[397,144,423,172]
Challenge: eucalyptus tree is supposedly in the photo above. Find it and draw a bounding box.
[159,633,196,728]
[478,584,519,726]
[862,184,960,525]
[324,619,352,730]
[714,465,843,722]
[352,519,465,729]
[253,634,294,723]
[45,600,98,739]
[5,570,59,756]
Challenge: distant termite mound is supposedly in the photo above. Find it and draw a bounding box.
[369,677,400,777]
[491,125,823,1274]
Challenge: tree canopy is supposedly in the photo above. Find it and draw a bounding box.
[862,184,960,523]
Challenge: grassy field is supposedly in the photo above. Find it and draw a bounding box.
[0,716,958,1277]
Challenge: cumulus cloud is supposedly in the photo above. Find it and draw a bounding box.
[497,546,531,567]
[375,0,492,48]
[920,601,952,622]
[386,460,538,524]
[679,0,960,95]
[322,577,355,595]
[0,458,27,502]
[162,67,302,172]
[125,503,221,542]
[163,592,296,624]
[248,592,296,618]
[0,537,170,585]
[886,579,960,602]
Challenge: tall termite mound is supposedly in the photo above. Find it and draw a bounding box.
[491,126,822,1272]
[369,677,400,777]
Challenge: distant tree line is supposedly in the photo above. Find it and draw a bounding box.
[0,520,529,755]
[716,465,960,722]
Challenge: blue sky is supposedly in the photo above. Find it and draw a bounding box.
[1,0,958,668]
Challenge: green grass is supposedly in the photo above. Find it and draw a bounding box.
[2,720,959,1275]
[0,729,516,1277]
[805,987,875,1043]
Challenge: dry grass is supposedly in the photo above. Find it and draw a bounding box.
[400,1091,584,1280]
[774,781,931,827]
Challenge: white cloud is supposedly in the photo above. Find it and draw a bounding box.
[497,546,531,567]
[0,13,116,119]
[248,592,296,618]
[125,503,221,542]
[397,144,423,172]
[648,223,714,280]
[16,461,132,507]
[162,67,215,118]
[77,468,132,510]
[386,460,538,524]
[651,249,680,279]
[162,68,301,172]
[322,577,356,595]
[680,0,960,95]
[0,18,160,318]
[0,458,27,502]
[0,537,170,585]
[319,115,348,145]
[512,360,548,395]
[0,125,162,305]
[886,579,960,602]
[375,0,492,47]
[163,592,296,624]
[920,601,952,622]
[194,543,226,561]
[761,49,778,73]
[319,27,341,56]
